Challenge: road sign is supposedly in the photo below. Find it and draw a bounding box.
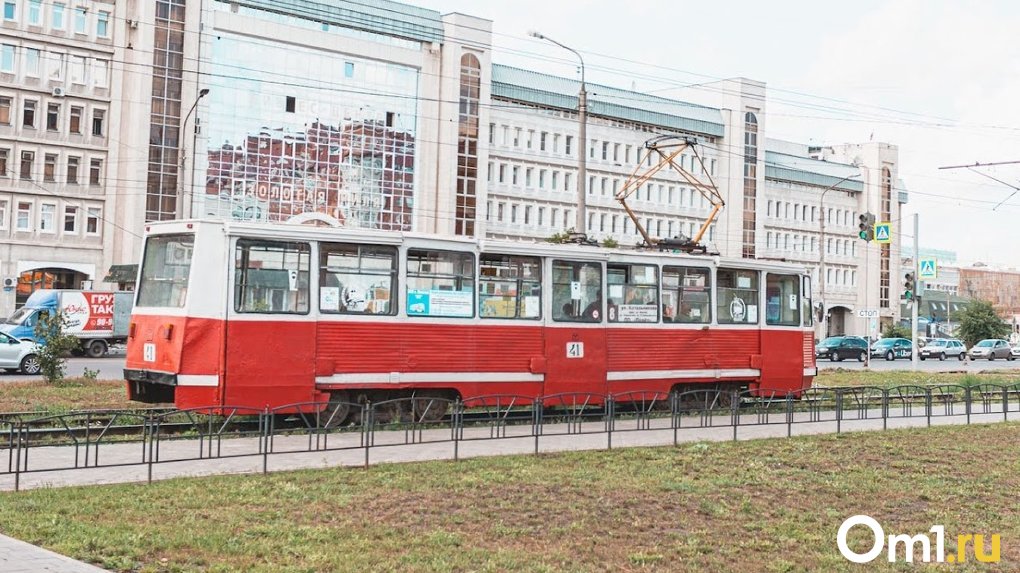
[919,258,937,279]
[857,309,879,318]
[874,222,892,243]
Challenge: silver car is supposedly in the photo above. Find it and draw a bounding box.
[0,331,42,374]
[968,339,1014,361]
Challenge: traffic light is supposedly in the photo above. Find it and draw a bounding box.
[903,272,915,301]
[858,212,876,242]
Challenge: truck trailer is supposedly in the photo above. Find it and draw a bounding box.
[1,290,133,357]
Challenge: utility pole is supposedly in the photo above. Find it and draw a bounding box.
[911,213,919,372]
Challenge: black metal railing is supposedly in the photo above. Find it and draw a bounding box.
[3,384,1020,491]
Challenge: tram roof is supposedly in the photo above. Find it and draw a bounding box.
[145,219,810,274]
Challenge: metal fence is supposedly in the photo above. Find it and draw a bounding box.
[3,384,1020,491]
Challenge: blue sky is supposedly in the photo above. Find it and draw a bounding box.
[421,0,1020,266]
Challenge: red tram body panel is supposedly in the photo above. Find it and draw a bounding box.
[125,221,817,413]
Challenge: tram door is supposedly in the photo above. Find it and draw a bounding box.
[543,260,608,398]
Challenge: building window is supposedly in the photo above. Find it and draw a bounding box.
[46,103,59,131]
[28,0,40,24]
[73,6,86,34]
[23,100,36,127]
[0,148,7,176]
[96,10,109,36]
[540,131,547,151]
[89,158,101,185]
[344,61,354,78]
[85,206,100,234]
[25,48,40,76]
[16,201,32,230]
[454,53,480,236]
[0,199,6,229]
[145,0,186,221]
[69,106,82,133]
[741,111,758,258]
[47,51,63,80]
[67,156,79,183]
[93,59,108,88]
[91,109,104,136]
[19,150,33,179]
[52,3,64,29]
[43,153,56,181]
[63,205,77,233]
[70,55,85,84]
[2,0,14,20]
[39,203,55,232]
[0,44,14,73]
[565,136,573,156]
[0,96,9,124]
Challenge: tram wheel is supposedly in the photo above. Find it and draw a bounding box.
[411,392,451,423]
[320,391,351,428]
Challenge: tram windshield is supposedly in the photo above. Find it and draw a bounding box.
[137,234,195,308]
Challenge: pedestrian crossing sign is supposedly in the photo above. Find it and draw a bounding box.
[919,258,937,279]
[874,222,892,243]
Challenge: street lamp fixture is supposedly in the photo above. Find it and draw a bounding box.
[177,88,211,219]
[818,171,861,337]
[529,30,587,240]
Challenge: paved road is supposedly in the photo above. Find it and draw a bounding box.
[0,353,125,383]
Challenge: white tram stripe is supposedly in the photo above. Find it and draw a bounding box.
[606,369,760,381]
[316,372,545,385]
[804,367,818,377]
[177,374,219,387]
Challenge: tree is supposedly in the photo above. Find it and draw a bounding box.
[33,312,79,384]
[882,324,911,339]
[956,299,1010,348]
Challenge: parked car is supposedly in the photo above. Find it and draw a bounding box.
[968,339,1014,361]
[871,338,913,361]
[919,338,967,361]
[0,331,42,374]
[815,336,869,362]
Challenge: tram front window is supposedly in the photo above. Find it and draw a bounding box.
[137,234,195,308]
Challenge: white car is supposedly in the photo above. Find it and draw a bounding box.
[0,331,42,374]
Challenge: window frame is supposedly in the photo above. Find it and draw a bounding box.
[607,263,659,323]
[551,259,603,323]
[478,253,542,320]
[405,248,476,319]
[233,238,311,315]
[765,273,801,327]
[318,242,398,316]
[716,268,760,325]
[662,265,712,324]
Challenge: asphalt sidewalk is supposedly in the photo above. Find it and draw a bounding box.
[0,533,109,572]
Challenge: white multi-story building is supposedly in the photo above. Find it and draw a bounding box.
[0,0,908,338]
[0,0,114,316]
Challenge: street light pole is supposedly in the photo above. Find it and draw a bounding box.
[177,88,210,219]
[529,31,586,238]
[818,172,860,338]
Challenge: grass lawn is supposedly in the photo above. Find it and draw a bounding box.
[0,378,144,414]
[1,422,1018,572]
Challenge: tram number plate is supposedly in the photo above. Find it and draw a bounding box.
[143,343,156,362]
[566,342,584,358]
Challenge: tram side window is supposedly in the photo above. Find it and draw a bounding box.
[479,254,542,319]
[607,264,658,323]
[319,243,397,315]
[137,233,194,308]
[802,275,813,326]
[552,260,603,323]
[234,239,310,314]
[717,269,759,325]
[662,266,711,324]
[766,273,801,326]
[406,249,475,318]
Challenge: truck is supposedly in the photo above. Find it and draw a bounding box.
[0,290,133,357]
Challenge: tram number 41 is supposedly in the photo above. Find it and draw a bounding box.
[143,343,156,362]
[566,342,584,358]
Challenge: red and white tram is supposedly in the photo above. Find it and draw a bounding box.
[124,220,816,419]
